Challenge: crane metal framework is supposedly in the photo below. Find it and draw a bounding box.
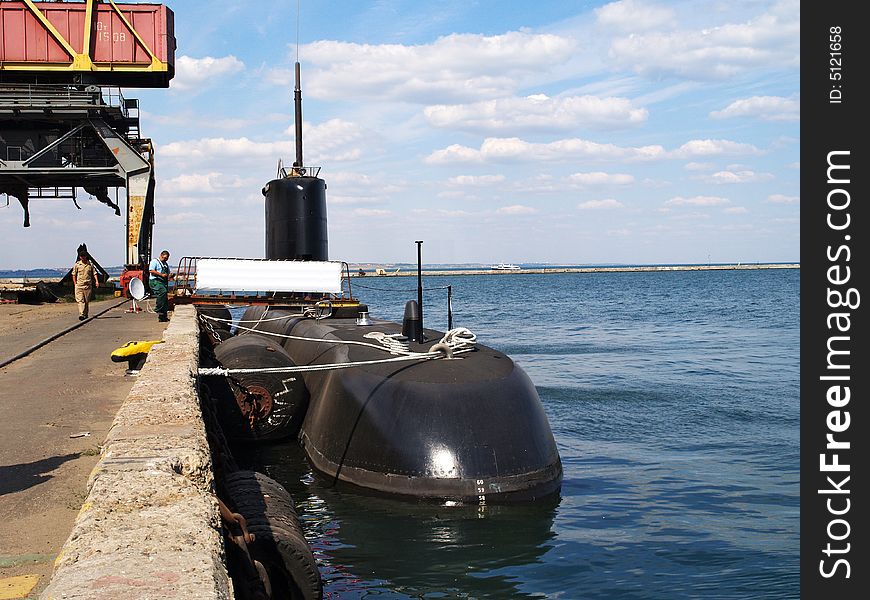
[0,85,155,266]
[0,0,174,268]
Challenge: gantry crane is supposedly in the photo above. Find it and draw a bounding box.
[0,0,174,268]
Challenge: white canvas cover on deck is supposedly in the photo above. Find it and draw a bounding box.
[194,259,343,294]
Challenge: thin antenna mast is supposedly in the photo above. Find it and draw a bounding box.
[293,0,303,169]
[294,62,303,169]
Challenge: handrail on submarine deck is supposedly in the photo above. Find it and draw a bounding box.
[276,159,322,179]
[171,256,356,306]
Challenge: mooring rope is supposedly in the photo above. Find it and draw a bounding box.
[195,318,478,377]
[199,315,477,357]
[197,346,475,376]
[203,311,306,324]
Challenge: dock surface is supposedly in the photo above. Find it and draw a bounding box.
[0,300,167,598]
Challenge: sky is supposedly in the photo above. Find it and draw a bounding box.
[1,0,800,268]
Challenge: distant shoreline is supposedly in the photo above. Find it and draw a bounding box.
[1,262,799,299]
[1,262,800,285]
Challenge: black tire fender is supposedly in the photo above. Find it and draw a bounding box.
[214,335,310,441]
[246,522,322,600]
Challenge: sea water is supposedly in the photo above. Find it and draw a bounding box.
[239,268,800,599]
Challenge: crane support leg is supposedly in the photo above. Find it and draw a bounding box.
[89,119,155,267]
[127,171,156,267]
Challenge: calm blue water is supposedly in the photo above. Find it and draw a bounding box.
[241,269,800,599]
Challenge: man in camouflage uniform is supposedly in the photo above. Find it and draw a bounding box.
[72,251,100,320]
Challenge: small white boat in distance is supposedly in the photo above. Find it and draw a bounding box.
[491,263,521,271]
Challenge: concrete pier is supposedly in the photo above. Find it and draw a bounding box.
[39,305,230,599]
[0,302,229,599]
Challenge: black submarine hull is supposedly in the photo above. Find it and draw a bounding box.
[211,62,561,502]
[263,317,563,503]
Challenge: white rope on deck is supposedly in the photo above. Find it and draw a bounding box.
[195,314,478,377]
[199,314,477,357]
[197,347,475,377]
[199,304,326,325]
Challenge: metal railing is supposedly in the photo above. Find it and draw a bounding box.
[0,83,131,114]
[276,159,321,179]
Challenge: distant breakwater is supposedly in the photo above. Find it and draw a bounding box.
[354,263,800,277]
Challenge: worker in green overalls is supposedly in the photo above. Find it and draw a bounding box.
[148,249,175,322]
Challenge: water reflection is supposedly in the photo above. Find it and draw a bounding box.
[238,443,559,599]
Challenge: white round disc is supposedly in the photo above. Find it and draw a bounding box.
[128,276,146,300]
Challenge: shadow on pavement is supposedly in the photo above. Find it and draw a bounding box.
[0,453,80,496]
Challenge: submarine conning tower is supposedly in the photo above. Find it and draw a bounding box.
[263,175,328,261]
[263,61,328,261]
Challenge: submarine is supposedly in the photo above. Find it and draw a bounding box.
[189,62,562,504]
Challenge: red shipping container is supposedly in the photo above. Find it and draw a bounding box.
[0,1,175,87]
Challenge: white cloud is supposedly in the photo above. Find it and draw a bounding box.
[328,196,381,206]
[160,172,251,194]
[412,208,475,218]
[497,204,538,215]
[684,162,714,171]
[710,95,800,121]
[706,170,774,184]
[724,206,748,214]
[323,171,404,206]
[436,190,472,199]
[578,199,624,210]
[427,144,486,164]
[427,136,756,165]
[426,137,665,164]
[567,172,635,185]
[605,1,800,80]
[447,175,505,186]
[294,32,577,103]
[424,94,648,134]
[673,139,762,158]
[595,0,676,31]
[288,119,369,162]
[171,55,245,91]
[162,136,292,160]
[768,194,799,204]
[144,111,289,131]
[353,208,392,217]
[160,211,209,225]
[665,195,729,207]
[159,118,367,171]
[509,174,562,194]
